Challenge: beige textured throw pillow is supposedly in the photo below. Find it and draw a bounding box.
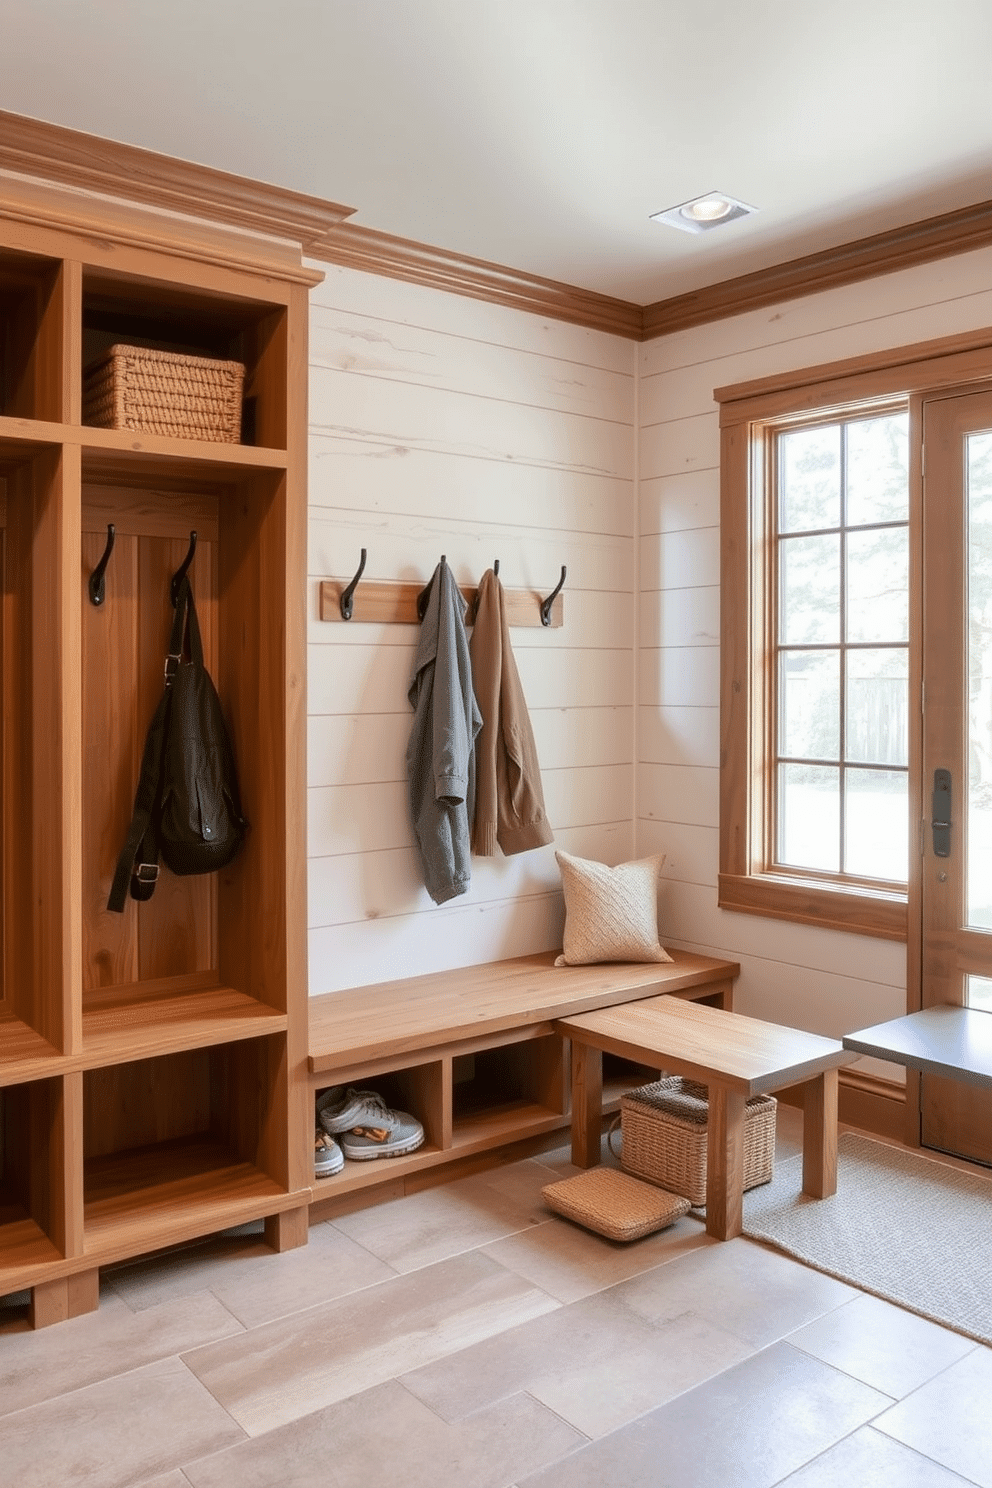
[554,850,673,966]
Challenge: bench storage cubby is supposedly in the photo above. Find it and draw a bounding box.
[309,949,738,1214]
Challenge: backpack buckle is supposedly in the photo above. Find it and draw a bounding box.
[133,863,159,885]
[164,652,181,684]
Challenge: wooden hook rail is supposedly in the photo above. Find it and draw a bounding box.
[319,565,565,629]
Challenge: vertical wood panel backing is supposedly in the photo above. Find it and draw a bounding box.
[210,1034,282,1177]
[35,1076,65,1255]
[83,1050,211,1159]
[81,527,140,988]
[60,260,82,426]
[134,531,217,983]
[62,1070,84,1258]
[245,306,288,451]
[283,282,310,1194]
[4,464,33,1032]
[0,506,6,1021]
[218,471,286,1012]
[33,259,69,423]
[33,444,80,1054]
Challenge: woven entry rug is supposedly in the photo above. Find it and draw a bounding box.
[742,1131,992,1347]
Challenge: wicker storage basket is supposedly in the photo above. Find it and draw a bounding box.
[620,1076,776,1207]
[83,344,245,443]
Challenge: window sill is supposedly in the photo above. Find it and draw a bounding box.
[717,872,907,941]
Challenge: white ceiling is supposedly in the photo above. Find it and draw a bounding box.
[3,0,992,304]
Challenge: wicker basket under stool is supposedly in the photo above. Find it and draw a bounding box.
[83,344,245,443]
[620,1076,776,1207]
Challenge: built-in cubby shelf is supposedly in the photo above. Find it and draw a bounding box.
[0,177,314,1323]
[80,980,288,1066]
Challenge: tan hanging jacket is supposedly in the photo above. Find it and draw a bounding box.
[469,569,553,856]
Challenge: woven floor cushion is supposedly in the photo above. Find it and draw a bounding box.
[542,1166,691,1242]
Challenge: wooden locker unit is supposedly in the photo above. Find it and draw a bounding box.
[0,186,314,1323]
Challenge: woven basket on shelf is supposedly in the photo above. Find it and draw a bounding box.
[620,1076,776,1207]
[82,344,245,443]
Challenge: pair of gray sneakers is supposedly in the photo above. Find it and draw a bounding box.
[315,1085,425,1166]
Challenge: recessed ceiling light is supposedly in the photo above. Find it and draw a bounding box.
[650,191,757,234]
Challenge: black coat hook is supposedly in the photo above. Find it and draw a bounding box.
[88,523,116,607]
[540,565,567,626]
[417,555,446,621]
[493,558,500,576]
[170,531,197,607]
[340,548,367,620]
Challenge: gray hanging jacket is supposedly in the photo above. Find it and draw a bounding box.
[406,558,482,904]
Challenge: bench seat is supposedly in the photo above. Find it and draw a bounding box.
[307,948,739,1212]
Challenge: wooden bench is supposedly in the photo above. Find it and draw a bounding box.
[308,949,738,1214]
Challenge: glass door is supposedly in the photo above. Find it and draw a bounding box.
[920,388,992,1163]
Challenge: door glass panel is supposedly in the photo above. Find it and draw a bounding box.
[967,430,992,930]
[967,976,992,1011]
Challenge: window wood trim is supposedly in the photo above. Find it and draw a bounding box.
[717,344,992,941]
[719,416,912,939]
[720,340,992,940]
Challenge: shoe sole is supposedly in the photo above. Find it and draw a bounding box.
[340,1131,425,1161]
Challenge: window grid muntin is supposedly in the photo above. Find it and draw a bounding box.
[773,414,909,886]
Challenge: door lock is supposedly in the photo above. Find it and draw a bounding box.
[932,769,952,858]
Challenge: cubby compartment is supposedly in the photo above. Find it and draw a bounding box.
[0,249,65,422]
[79,459,294,1050]
[81,271,288,448]
[0,443,73,1056]
[602,1052,662,1108]
[82,1035,290,1262]
[0,1078,68,1299]
[451,1034,566,1147]
[314,1060,446,1186]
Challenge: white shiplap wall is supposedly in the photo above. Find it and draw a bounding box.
[306,266,636,995]
[638,240,992,1050]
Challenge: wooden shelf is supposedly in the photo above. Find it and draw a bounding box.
[0,1008,62,1083]
[451,1102,567,1151]
[0,1215,65,1296]
[81,981,287,1068]
[82,1135,303,1264]
[79,424,288,472]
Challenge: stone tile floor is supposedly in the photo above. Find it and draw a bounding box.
[1,1106,990,1487]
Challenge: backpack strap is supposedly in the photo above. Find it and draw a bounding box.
[106,580,195,912]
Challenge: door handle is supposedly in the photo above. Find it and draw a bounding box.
[932,769,952,857]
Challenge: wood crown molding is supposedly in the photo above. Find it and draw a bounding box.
[6,109,992,341]
[310,223,644,339]
[642,195,992,338]
[0,109,355,252]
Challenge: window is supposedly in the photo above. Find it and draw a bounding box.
[774,410,910,887]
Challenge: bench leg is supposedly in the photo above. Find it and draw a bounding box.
[570,1042,603,1168]
[802,1068,839,1199]
[265,1205,309,1253]
[705,1085,746,1240]
[29,1269,99,1329]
